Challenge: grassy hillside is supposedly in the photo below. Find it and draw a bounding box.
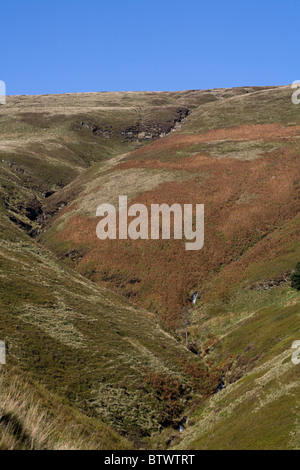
[0,367,132,450]
[0,85,299,450]
[0,207,198,443]
[40,86,300,327]
[1,87,267,236]
[171,215,300,450]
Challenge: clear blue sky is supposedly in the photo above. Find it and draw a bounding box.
[1,0,299,95]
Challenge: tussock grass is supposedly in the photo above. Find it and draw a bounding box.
[0,368,132,450]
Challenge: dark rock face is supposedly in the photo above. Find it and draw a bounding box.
[44,191,55,199]
[76,107,191,143]
[8,215,32,232]
[3,195,45,238]
[122,108,191,142]
[215,379,226,394]
[77,121,113,139]
[24,202,43,222]
[175,416,188,433]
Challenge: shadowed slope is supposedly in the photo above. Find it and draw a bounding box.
[0,367,132,450]
[0,206,194,442]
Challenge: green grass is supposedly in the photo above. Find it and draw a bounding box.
[181,86,300,133]
[172,229,300,450]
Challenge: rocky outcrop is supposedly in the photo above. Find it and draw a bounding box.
[250,271,291,291]
[78,121,113,139]
[122,107,191,142]
[77,107,191,143]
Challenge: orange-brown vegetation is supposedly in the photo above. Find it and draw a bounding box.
[56,130,300,328]
[124,123,300,160]
[145,372,185,425]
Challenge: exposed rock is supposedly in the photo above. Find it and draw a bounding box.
[24,202,43,222]
[66,250,84,262]
[138,132,146,140]
[121,107,191,142]
[44,191,55,199]
[215,378,226,394]
[250,271,291,291]
[37,214,45,225]
[9,215,32,233]
[77,121,113,139]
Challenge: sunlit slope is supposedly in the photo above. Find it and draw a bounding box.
[40,86,300,327]
[172,217,300,450]
[2,87,266,191]
[180,85,300,133]
[1,85,299,450]
[0,87,267,236]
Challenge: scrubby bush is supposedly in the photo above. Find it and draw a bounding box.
[180,359,222,397]
[291,262,300,290]
[145,372,185,425]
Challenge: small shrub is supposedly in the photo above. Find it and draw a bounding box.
[291,262,300,290]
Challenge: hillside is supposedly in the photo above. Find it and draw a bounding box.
[0,204,197,444]
[0,366,132,450]
[0,85,299,450]
[40,86,300,327]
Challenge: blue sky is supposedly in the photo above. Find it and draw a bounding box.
[1,0,299,95]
